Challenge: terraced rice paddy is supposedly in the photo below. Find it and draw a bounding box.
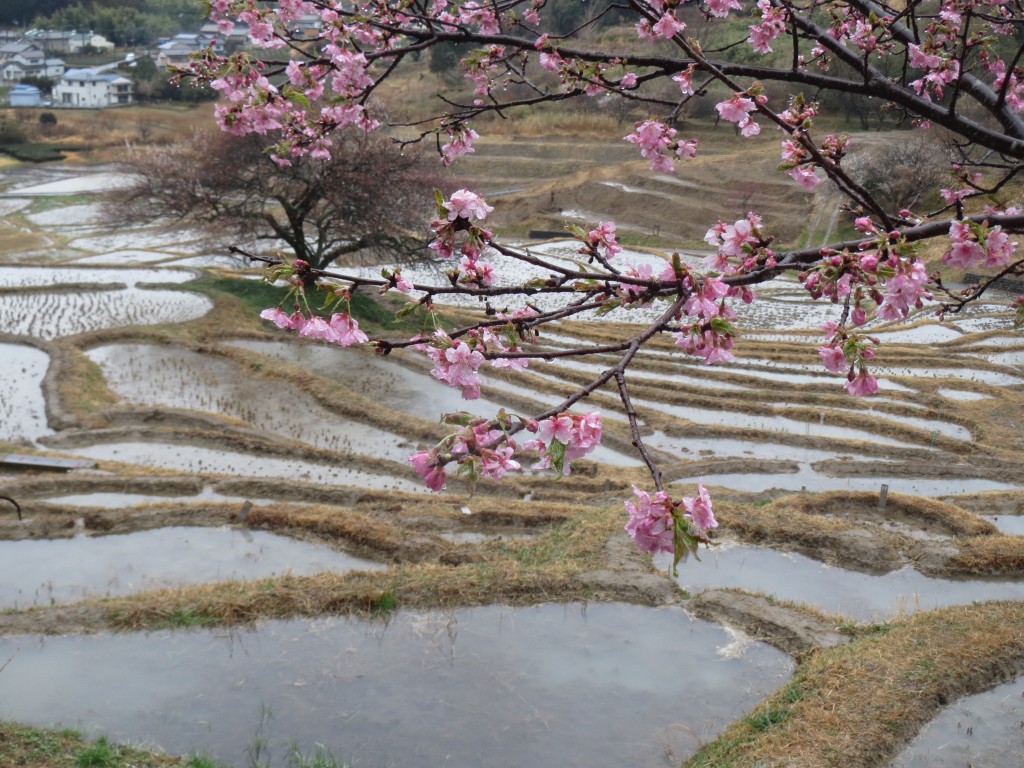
[2,161,1024,767]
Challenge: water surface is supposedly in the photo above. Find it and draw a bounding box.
[0,603,793,768]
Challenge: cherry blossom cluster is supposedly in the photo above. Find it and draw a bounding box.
[409,410,602,490]
[520,412,604,475]
[429,189,494,261]
[624,120,698,173]
[624,482,717,570]
[577,221,623,261]
[704,212,773,271]
[944,220,1019,270]
[260,306,369,347]
[818,321,880,396]
[257,259,369,346]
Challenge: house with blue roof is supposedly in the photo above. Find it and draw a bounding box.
[52,68,133,108]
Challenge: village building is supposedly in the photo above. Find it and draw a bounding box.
[8,82,41,107]
[0,40,65,83]
[52,68,133,108]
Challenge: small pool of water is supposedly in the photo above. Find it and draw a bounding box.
[0,526,384,609]
[0,603,793,768]
[871,324,964,344]
[936,388,992,401]
[892,676,1024,767]
[9,172,133,195]
[658,542,1024,622]
[983,515,1024,536]
[645,433,878,463]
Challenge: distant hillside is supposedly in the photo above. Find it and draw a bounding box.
[2,0,205,42]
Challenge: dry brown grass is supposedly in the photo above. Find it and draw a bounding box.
[0,104,214,161]
[779,491,998,537]
[948,534,1024,574]
[687,601,1024,768]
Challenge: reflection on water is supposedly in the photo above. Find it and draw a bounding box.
[0,526,384,609]
[0,603,792,768]
[893,677,1024,767]
[658,542,1024,622]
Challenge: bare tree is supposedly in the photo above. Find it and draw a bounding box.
[110,127,443,270]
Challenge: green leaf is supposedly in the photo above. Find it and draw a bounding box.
[547,439,566,475]
[284,88,309,109]
[441,411,476,426]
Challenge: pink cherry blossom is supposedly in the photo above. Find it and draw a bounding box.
[682,482,717,532]
[446,189,494,221]
[818,344,849,373]
[652,12,685,38]
[845,370,879,396]
[585,221,622,259]
[787,165,823,188]
[328,312,368,346]
[716,94,757,123]
[705,0,741,17]
[298,315,337,341]
[410,450,446,491]
[624,485,676,554]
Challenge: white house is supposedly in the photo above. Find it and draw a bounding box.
[0,40,64,81]
[52,68,133,107]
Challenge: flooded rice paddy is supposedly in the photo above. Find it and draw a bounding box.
[0,603,793,768]
[0,343,52,444]
[0,526,384,609]
[64,442,425,492]
[87,344,413,460]
[660,543,1024,622]
[893,676,1024,767]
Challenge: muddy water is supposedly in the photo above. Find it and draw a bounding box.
[0,343,52,444]
[659,543,1024,621]
[892,676,1024,767]
[0,603,793,768]
[0,527,385,609]
[65,441,425,492]
[87,344,412,460]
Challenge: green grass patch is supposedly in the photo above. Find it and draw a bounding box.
[27,194,96,213]
[0,721,178,768]
[368,591,398,615]
[158,607,220,629]
[0,143,89,162]
[187,272,426,335]
[77,737,116,767]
